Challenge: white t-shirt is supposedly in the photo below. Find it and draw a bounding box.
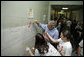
[79,40,83,56]
[34,42,61,56]
[57,38,72,56]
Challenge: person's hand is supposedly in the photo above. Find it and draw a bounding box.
[46,33,50,38]
[34,20,40,25]
[26,47,31,51]
[43,33,49,40]
[57,45,62,52]
[26,47,34,56]
[34,20,37,22]
[34,20,38,23]
[46,33,49,36]
[28,21,32,28]
[32,47,35,51]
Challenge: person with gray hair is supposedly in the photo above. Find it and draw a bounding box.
[34,20,59,48]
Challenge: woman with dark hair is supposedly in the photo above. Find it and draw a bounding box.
[35,33,49,55]
[26,33,61,56]
[47,30,73,56]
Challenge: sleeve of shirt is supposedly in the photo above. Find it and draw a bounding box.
[53,30,59,39]
[39,23,46,30]
[57,38,61,42]
[35,49,40,56]
[65,47,72,56]
[79,40,83,47]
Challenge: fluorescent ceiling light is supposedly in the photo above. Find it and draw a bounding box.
[62,8,68,9]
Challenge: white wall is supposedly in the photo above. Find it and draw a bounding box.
[1,1,49,56]
[1,1,49,29]
[1,25,36,56]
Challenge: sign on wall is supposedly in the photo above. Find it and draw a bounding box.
[26,9,33,19]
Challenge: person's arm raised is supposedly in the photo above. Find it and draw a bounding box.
[34,20,40,26]
[26,47,34,56]
[46,33,58,43]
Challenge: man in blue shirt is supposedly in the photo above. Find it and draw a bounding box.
[34,20,59,39]
[34,20,59,48]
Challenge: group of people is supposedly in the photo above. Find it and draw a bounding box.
[54,16,83,56]
[26,17,83,56]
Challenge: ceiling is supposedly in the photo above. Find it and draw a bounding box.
[51,5,83,11]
